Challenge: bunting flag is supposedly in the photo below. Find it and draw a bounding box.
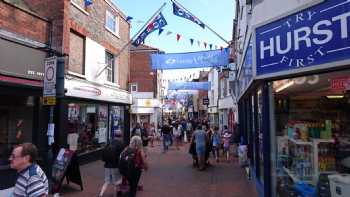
[166,31,173,36]
[84,0,93,6]
[209,44,213,50]
[172,0,205,29]
[126,16,133,22]
[132,12,167,47]
[176,34,181,41]
[158,28,164,35]
[204,42,207,48]
[190,38,194,45]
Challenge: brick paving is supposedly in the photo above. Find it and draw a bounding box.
[58,141,258,197]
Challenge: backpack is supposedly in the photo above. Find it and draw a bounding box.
[119,148,136,178]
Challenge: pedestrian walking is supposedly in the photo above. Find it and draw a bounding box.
[9,142,49,197]
[212,126,221,162]
[173,123,182,150]
[223,131,232,162]
[161,123,172,153]
[192,125,207,171]
[131,123,142,137]
[120,136,148,197]
[149,122,156,147]
[98,135,125,197]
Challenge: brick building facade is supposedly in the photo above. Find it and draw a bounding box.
[0,2,133,192]
[129,45,162,129]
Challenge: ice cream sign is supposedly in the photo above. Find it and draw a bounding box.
[255,0,350,77]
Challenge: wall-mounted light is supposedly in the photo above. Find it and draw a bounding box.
[326,95,344,99]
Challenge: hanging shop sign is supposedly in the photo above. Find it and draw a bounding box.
[255,0,350,77]
[65,78,132,104]
[151,49,229,70]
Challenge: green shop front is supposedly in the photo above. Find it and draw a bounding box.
[237,1,350,196]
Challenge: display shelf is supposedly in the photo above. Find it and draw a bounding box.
[283,167,300,182]
[312,139,334,143]
[288,138,313,145]
[283,167,313,183]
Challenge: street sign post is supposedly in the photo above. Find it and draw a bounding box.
[43,56,57,105]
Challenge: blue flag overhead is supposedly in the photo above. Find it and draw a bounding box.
[172,1,205,29]
[84,0,93,6]
[151,49,229,69]
[169,82,210,90]
[132,12,167,47]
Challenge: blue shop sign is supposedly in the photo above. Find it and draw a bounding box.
[255,0,350,77]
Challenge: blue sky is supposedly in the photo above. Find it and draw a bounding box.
[113,0,235,53]
[112,0,235,82]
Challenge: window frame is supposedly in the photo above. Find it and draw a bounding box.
[68,30,86,76]
[105,10,120,37]
[130,84,138,92]
[70,0,90,15]
[105,51,115,83]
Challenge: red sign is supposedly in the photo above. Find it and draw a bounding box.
[331,77,350,91]
[0,75,43,87]
[73,86,102,96]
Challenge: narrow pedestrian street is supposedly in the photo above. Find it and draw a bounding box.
[59,141,257,197]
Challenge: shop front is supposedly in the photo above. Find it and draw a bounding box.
[56,77,132,163]
[0,38,47,193]
[130,98,160,129]
[237,1,350,196]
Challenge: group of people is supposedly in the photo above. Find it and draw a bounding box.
[190,124,237,171]
[99,126,150,197]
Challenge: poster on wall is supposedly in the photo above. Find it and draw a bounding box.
[68,104,80,121]
[98,128,107,143]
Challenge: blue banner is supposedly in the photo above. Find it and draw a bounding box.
[168,82,210,90]
[132,12,167,47]
[256,0,350,77]
[172,1,205,29]
[151,49,229,69]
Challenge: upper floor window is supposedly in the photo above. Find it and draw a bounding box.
[105,51,115,83]
[105,10,119,36]
[130,84,138,92]
[71,0,91,13]
[69,31,85,75]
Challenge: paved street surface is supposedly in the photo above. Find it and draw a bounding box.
[59,141,258,197]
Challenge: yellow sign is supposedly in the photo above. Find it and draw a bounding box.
[43,96,56,105]
[145,99,152,107]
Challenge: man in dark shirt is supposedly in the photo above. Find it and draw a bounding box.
[161,123,172,153]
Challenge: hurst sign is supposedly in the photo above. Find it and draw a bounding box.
[255,0,350,77]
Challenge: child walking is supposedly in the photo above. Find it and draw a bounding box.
[222,132,232,162]
[212,126,221,162]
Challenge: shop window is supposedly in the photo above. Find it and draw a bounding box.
[69,31,85,75]
[67,103,108,154]
[273,70,350,196]
[105,10,120,37]
[105,51,115,83]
